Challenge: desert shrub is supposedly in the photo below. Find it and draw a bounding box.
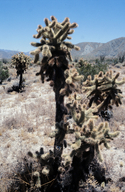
[76,58,108,80]
[113,58,119,65]
[0,63,9,83]
[2,58,9,64]
[118,51,125,63]
[100,55,105,62]
[95,58,108,71]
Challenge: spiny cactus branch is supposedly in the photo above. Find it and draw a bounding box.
[82,70,125,110]
[30,16,80,64]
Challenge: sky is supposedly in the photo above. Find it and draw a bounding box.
[1,0,125,52]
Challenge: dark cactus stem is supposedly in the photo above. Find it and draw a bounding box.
[19,70,23,91]
[70,146,95,191]
[53,60,67,158]
[55,92,65,122]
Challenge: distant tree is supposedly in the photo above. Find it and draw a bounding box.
[118,51,125,63]
[113,58,119,65]
[2,58,8,64]
[100,55,105,62]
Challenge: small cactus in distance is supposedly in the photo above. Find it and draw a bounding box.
[76,58,88,68]
[11,52,30,91]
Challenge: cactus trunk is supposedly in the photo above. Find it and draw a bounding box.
[53,62,67,157]
[19,70,23,91]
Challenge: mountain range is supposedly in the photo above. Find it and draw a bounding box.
[0,37,125,60]
[0,49,30,60]
[71,37,125,60]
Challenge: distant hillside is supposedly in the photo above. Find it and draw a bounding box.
[1,37,125,60]
[71,37,125,60]
[0,49,30,59]
[71,42,104,59]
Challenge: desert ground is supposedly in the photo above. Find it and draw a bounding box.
[0,63,125,191]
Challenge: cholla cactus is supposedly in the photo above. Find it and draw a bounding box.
[11,52,30,75]
[11,52,30,90]
[76,58,88,68]
[82,70,125,110]
[66,92,104,126]
[27,148,59,190]
[27,16,123,191]
[75,120,119,161]
[30,16,81,158]
[58,91,120,169]
[28,148,54,178]
[63,119,119,166]
[30,16,80,86]
[32,172,41,188]
[60,67,84,96]
[30,16,80,63]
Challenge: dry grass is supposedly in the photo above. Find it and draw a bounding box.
[3,113,29,130]
[0,66,56,190]
[109,184,121,192]
[0,127,5,136]
[43,136,54,146]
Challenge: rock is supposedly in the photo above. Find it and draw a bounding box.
[7,77,11,82]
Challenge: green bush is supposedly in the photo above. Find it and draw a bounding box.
[0,63,9,83]
[2,58,9,64]
[76,58,108,80]
[113,58,119,65]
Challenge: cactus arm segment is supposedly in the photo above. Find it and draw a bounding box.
[95,143,103,162]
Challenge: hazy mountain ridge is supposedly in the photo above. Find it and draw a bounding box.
[71,42,104,58]
[0,49,30,59]
[0,37,125,60]
[71,37,125,59]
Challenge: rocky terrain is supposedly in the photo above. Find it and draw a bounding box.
[0,64,125,191]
